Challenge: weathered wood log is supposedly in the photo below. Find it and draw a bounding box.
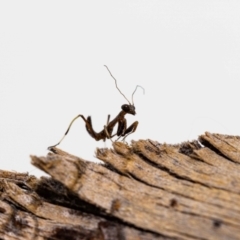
[0,132,240,239]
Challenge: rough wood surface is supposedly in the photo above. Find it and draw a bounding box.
[0,132,240,239]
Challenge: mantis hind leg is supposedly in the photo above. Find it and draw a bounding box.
[48,114,88,149]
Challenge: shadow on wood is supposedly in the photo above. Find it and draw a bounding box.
[0,132,240,239]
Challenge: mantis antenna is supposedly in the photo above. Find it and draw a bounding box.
[132,85,145,106]
[104,65,145,106]
[104,65,131,105]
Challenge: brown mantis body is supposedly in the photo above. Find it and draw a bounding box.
[48,66,144,149]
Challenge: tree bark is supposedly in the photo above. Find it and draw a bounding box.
[0,132,240,239]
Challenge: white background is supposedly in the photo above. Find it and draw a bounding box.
[1,1,240,177]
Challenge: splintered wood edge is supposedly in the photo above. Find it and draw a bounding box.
[27,132,240,239]
[2,132,240,239]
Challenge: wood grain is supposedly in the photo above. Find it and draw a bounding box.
[0,132,240,239]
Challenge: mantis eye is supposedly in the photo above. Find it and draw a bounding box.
[121,104,130,111]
